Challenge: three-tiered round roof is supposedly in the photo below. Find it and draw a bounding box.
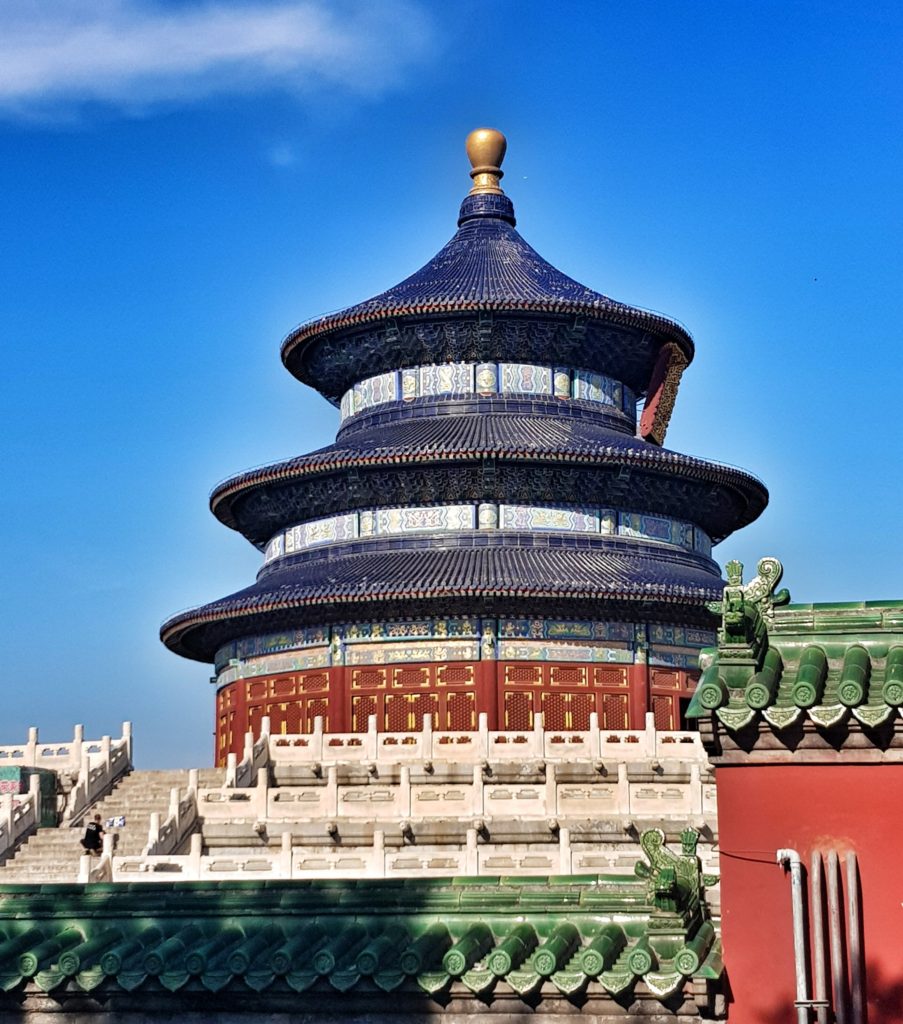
[162,129,766,675]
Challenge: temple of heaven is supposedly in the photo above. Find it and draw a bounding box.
[161,129,768,763]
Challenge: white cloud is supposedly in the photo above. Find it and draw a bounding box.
[267,142,298,167]
[0,0,433,119]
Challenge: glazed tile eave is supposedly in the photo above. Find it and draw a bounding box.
[161,543,724,661]
[688,594,903,732]
[0,857,721,1004]
[208,413,768,544]
[281,212,694,384]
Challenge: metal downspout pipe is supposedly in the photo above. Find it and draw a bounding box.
[846,851,865,1024]
[810,851,829,1024]
[777,848,811,1024]
[826,850,848,1024]
[781,848,865,1024]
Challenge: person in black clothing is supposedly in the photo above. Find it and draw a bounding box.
[80,814,104,856]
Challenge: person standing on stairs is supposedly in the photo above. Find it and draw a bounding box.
[80,814,104,857]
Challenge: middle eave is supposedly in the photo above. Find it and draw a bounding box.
[209,412,767,549]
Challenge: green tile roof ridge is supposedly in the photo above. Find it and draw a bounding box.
[772,601,903,634]
[0,830,719,1006]
[689,556,903,747]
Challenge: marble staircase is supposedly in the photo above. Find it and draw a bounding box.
[0,768,221,883]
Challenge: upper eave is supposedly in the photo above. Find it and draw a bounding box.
[282,297,694,375]
[280,199,694,390]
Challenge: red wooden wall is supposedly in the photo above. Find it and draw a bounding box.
[214,660,696,763]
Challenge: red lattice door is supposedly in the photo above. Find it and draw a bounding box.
[503,690,534,730]
[601,693,629,730]
[351,694,378,732]
[651,694,674,730]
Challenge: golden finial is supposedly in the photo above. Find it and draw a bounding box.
[465,128,507,195]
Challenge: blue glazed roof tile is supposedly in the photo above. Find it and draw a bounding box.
[210,411,767,544]
[161,540,723,661]
[282,194,692,365]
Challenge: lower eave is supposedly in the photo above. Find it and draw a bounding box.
[161,542,723,662]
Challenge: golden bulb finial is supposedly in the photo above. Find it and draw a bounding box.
[465,127,507,195]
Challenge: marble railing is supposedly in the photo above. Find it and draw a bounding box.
[225,731,270,789]
[263,713,706,767]
[79,832,115,883]
[199,758,715,826]
[143,771,200,858]
[98,717,715,885]
[0,722,131,775]
[0,775,42,860]
[112,828,720,884]
[63,725,134,825]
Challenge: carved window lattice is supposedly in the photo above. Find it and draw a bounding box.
[601,693,629,730]
[446,691,475,730]
[283,702,303,734]
[351,695,378,732]
[306,698,329,729]
[271,676,296,698]
[437,664,474,686]
[247,680,267,700]
[217,712,233,756]
[571,692,595,730]
[264,702,287,728]
[652,695,674,731]
[352,668,386,690]
[504,690,533,730]
[248,705,264,735]
[505,665,542,685]
[550,665,587,687]
[651,670,681,691]
[385,695,409,732]
[539,691,596,730]
[594,667,628,688]
[541,692,568,731]
[301,672,328,692]
[410,693,439,730]
[394,667,430,689]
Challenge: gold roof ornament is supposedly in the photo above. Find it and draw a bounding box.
[466,128,507,195]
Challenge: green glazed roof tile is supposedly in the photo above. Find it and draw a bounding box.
[0,832,721,1005]
[693,560,903,737]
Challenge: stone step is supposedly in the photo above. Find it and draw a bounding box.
[0,768,223,882]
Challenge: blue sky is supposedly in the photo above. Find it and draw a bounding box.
[1,1,900,767]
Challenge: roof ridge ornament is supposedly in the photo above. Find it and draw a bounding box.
[706,556,791,664]
[466,128,507,195]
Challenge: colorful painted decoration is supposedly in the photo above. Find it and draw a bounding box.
[338,362,635,424]
[263,504,712,564]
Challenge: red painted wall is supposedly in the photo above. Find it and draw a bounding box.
[213,660,697,762]
[717,764,903,1023]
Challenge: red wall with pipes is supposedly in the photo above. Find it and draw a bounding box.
[716,764,903,1023]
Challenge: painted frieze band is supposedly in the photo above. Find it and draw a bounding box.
[339,362,637,423]
[263,504,713,565]
[214,617,717,683]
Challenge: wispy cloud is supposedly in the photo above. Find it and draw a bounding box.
[0,0,433,120]
[266,142,299,167]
